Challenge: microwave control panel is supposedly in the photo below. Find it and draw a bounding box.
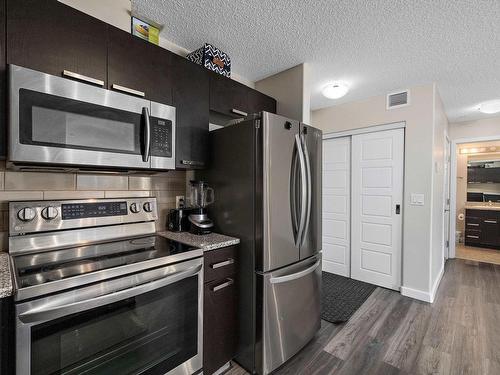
[150,117,172,157]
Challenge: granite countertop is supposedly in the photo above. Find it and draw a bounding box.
[465,203,500,211]
[0,252,13,298]
[158,231,240,251]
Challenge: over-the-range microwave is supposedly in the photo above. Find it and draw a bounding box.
[7,64,175,172]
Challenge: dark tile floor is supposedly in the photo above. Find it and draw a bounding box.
[226,259,500,374]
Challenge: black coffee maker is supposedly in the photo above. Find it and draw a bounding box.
[167,208,193,232]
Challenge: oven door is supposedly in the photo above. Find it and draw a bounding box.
[9,64,152,170]
[16,257,203,375]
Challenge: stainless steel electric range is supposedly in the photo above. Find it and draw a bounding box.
[8,197,203,375]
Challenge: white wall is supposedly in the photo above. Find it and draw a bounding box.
[430,87,448,293]
[449,117,500,140]
[312,83,446,302]
[58,0,255,88]
[255,63,311,123]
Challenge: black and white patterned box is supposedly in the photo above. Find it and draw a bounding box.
[186,43,231,77]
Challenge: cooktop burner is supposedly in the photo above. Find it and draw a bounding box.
[14,235,197,288]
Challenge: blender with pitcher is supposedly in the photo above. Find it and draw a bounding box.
[188,180,215,235]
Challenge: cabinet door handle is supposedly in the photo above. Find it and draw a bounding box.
[181,160,205,167]
[212,278,234,292]
[466,223,479,226]
[466,235,480,239]
[231,108,248,117]
[112,84,145,97]
[211,258,235,269]
[62,70,104,87]
[484,220,497,224]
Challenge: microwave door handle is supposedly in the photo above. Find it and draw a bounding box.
[18,263,202,324]
[142,107,151,162]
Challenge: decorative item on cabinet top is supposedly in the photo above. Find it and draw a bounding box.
[187,43,231,77]
[131,16,159,45]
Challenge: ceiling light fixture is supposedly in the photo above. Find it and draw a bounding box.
[322,82,349,99]
[478,100,500,114]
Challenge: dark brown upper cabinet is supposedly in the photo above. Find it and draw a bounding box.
[7,0,108,87]
[467,166,500,183]
[107,27,173,104]
[247,88,277,114]
[0,0,6,159]
[209,71,276,118]
[171,54,209,169]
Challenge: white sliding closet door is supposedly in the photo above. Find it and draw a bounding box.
[351,129,404,290]
[322,137,351,276]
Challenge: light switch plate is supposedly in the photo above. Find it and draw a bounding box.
[410,193,425,206]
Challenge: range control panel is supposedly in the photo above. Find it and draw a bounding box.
[62,201,128,220]
[9,197,157,235]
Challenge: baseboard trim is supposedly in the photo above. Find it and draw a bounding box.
[429,264,445,303]
[401,264,445,303]
[401,286,432,302]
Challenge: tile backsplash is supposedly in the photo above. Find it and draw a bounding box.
[0,163,186,251]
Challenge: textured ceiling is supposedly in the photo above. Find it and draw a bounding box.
[132,0,500,122]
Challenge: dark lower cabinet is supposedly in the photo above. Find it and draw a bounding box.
[0,296,14,375]
[172,54,209,169]
[7,0,108,85]
[204,245,238,375]
[107,27,173,104]
[465,209,500,248]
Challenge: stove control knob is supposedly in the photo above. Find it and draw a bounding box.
[18,207,36,222]
[143,201,153,213]
[41,206,58,220]
[130,202,141,213]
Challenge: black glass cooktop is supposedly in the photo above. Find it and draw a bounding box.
[14,236,198,288]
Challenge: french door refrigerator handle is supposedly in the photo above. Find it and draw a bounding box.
[290,141,299,244]
[295,134,307,247]
[301,133,312,247]
[18,263,202,324]
[142,107,151,162]
[269,259,321,284]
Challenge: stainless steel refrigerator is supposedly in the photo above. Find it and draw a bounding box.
[200,112,322,375]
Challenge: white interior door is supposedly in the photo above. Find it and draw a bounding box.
[351,129,404,290]
[322,137,351,276]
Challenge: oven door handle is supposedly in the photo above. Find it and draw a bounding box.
[18,263,202,324]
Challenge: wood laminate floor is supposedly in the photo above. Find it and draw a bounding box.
[226,259,500,375]
[456,244,500,265]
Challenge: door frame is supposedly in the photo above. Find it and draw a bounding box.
[443,135,451,259]
[323,121,406,140]
[449,134,500,258]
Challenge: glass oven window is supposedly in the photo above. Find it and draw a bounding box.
[30,276,199,375]
[19,89,143,155]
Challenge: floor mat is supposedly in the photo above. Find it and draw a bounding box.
[321,272,376,324]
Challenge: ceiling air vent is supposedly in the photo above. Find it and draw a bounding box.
[387,90,409,109]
